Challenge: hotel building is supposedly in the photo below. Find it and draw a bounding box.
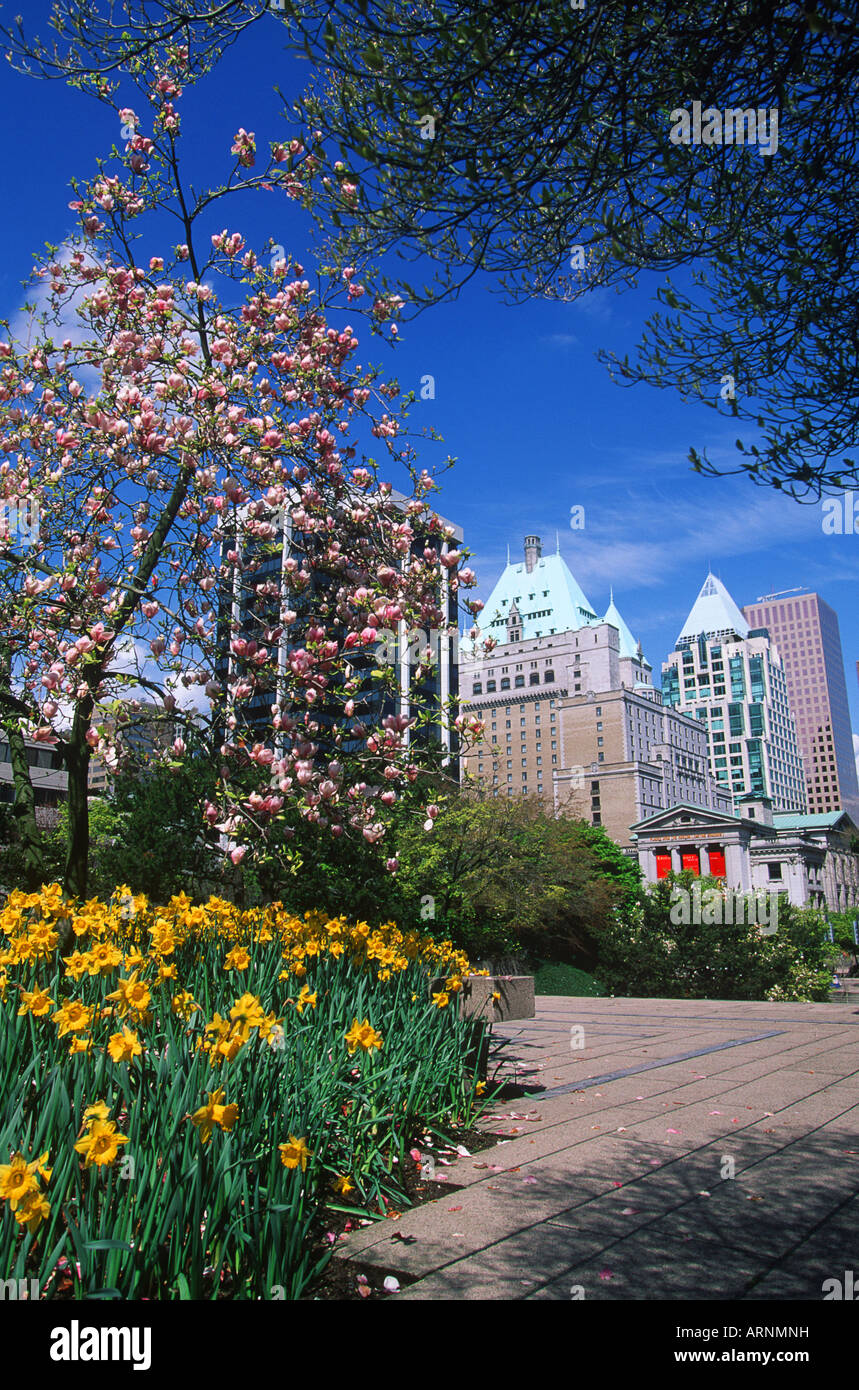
[460,538,732,844]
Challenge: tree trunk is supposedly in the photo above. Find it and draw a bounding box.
[63,698,92,902]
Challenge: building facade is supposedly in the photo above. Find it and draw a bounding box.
[632,798,859,911]
[662,574,806,813]
[553,684,733,847]
[460,538,731,842]
[0,737,68,827]
[742,592,859,818]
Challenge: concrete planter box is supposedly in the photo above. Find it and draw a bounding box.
[432,974,535,1022]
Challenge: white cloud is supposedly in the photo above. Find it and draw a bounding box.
[9,241,104,389]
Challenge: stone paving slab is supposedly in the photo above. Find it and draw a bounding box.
[335,996,859,1300]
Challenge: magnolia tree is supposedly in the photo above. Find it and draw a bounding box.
[0,40,487,902]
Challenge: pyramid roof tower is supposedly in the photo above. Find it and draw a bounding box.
[604,590,646,662]
[476,535,600,643]
[677,573,750,644]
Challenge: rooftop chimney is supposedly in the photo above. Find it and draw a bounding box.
[524,534,541,573]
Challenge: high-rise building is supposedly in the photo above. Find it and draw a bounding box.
[743,592,859,818]
[663,573,806,813]
[460,538,731,841]
[215,493,462,765]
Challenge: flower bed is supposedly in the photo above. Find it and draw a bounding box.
[0,885,487,1299]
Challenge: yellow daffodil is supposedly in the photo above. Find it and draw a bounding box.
[105,971,151,1017]
[84,940,123,975]
[190,1090,239,1144]
[295,985,317,1015]
[0,1153,48,1209]
[62,951,90,981]
[344,1018,384,1054]
[14,1187,51,1235]
[229,992,265,1033]
[333,1174,354,1195]
[18,987,54,1018]
[74,1120,129,1168]
[278,1135,312,1170]
[431,991,450,1009]
[107,1027,142,1064]
[82,1102,110,1125]
[171,990,199,1019]
[223,946,250,972]
[52,1000,94,1037]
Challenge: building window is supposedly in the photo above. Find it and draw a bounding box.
[500,677,510,690]
[515,675,525,688]
[529,673,540,685]
[486,681,496,692]
[544,670,555,682]
[472,683,482,695]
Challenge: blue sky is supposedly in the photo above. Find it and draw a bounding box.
[2,7,857,748]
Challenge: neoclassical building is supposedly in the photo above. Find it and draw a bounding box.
[631,795,859,911]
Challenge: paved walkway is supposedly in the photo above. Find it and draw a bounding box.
[337,996,859,1300]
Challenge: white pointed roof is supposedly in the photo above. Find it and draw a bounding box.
[678,573,749,644]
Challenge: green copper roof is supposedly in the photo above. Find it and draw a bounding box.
[477,549,600,642]
[772,812,848,830]
[604,595,643,661]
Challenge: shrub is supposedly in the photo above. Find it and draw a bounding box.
[590,874,835,1001]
